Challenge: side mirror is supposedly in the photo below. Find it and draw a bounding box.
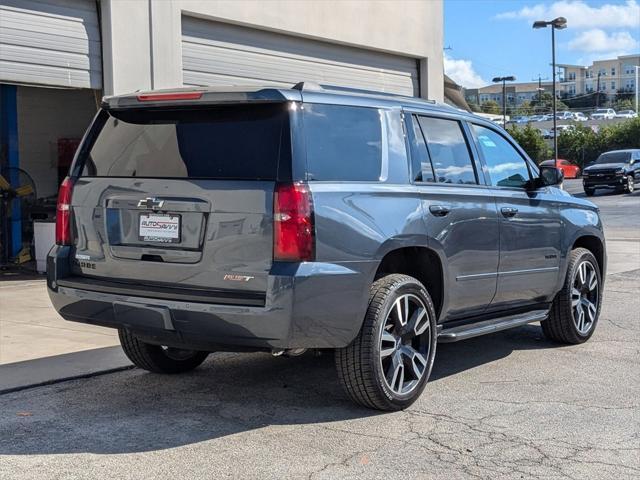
[537,165,564,187]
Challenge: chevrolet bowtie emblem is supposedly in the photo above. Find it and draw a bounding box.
[137,197,165,209]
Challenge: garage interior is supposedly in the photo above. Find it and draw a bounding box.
[0,0,101,269]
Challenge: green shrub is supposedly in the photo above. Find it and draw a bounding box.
[507,124,551,162]
[508,118,639,167]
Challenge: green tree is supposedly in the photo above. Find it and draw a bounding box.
[481,100,501,115]
[507,124,551,162]
[530,92,568,113]
[614,98,634,112]
[557,125,601,167]
[514,100,533,117]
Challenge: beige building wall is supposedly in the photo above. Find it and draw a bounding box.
[100,0,444,101]
[561,55,639,97]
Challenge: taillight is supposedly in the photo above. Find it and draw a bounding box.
[274,183,315,262]
[55,177,74,245]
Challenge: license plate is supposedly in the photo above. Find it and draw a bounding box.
[139,213,181,243]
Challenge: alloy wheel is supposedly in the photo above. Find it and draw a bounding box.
[627,176,635,193]
[571,261,599,335]
[379,294,432,395]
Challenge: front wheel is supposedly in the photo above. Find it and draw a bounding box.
[119,329,209,373]
[541,248,602,344]
[335,274,437,411]
[625,175,635,194]
[584,187,595,196]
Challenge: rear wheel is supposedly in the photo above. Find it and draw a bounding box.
[118,329,209,373]
[541,248,602,344]
[335,274,437,411]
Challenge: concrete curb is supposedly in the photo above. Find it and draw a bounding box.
[0,346,134,395]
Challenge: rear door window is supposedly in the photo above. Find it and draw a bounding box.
[81,104,289,180]
[303,104,383,181]
[417,116,477,185]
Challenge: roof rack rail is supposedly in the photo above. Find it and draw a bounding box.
[291,81,436,103]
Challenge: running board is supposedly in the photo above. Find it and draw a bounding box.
[437,309,548,343]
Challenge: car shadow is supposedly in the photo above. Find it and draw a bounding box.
[0,324,558,456]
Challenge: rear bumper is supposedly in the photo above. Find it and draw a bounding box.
[47,246,374,350]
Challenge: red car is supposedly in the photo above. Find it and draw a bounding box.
[540,159,581,179]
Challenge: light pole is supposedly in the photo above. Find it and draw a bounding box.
[492,76,516,126]
[635,66,639,115]
[533,16,567,165]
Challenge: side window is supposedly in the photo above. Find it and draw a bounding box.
[417,116,477,185]
[470,124,531,188]
[303,104,383,181]
[407,115,435,182]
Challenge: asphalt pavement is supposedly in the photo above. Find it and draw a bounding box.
[1,179,638,479]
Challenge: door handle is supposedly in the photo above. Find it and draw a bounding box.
[501,207,518,218]
[429,205,451,217]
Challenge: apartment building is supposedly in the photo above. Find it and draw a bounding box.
[465,81,554,109]
[559,54,639,98]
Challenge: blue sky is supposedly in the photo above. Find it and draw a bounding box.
[444,0,640,88]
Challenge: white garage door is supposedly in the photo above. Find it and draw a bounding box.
[0,0,101,89]
[182,17,418,96]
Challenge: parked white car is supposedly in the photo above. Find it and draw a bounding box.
[591,108,616,120]
[555,111,574,120]
[573,112,588,121]
[550,125,576,137]
[615,110,638,119]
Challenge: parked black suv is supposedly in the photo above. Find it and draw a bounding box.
[582,149,640,196]
[48,84,606,411]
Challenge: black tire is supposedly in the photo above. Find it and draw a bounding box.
[118,328,209,373]
[541,248,602,344]
[584,188,595,197]
[624,175,635,194]
[335,274,437,411]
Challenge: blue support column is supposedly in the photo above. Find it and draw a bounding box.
[0,84,21,258]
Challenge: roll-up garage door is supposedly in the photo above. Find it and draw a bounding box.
[182,17,418,96]
[0,0,101,89]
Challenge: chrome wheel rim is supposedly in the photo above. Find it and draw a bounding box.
[571,261,599,335]
[379,294,431,396]
[628,176,634,192]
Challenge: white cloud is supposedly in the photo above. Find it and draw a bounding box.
[444,55,487,89]
[568,29,639,52]
[496,0,640,29]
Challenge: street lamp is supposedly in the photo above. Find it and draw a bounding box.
[635,66,639,115]
[492,75,516,126]
[533,16,567,165]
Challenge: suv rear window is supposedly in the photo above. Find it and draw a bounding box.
[80,104,289,180]
[303,104,383,181]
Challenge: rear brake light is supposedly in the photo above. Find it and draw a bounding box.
[274,183,315,262]
[55,177,74,245]
[136,92,203,102]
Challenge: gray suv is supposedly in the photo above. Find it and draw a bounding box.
[47,83,606,411]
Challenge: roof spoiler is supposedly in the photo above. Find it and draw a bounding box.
[102,87,301,109]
